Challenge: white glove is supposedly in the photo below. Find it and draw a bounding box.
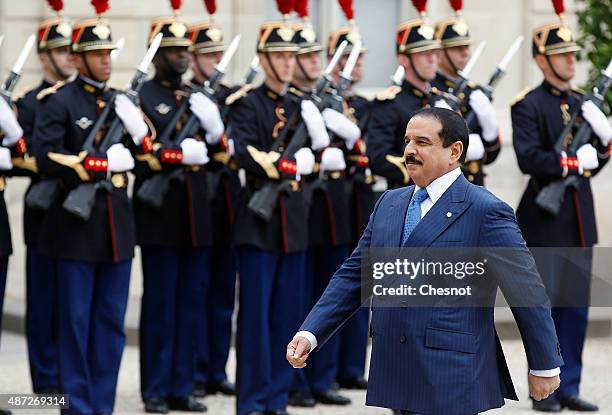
[322,108,361,150]
[189,92,225,145]
[227,138,235,157]
[582,100,612,146]
[465,133,485,162]
[0,98,23,146]
[180,137,209,166]
[576,143,599,172]
[320,147,346,172]
[294,147,315,176]
[469,89,498,142]
[115,94,148,145]
[434,99,453,110]
[301,100,330,151]
[0,147,12,170]
[106,143,135,172]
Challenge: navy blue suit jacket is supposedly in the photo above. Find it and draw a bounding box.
[299,173,563,415]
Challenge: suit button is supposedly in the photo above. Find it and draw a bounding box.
[400,335,407,343]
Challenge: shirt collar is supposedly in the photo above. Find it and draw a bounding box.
[78,74,106,90]
[414,167,462,204]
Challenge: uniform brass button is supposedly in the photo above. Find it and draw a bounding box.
[400,335,407,343]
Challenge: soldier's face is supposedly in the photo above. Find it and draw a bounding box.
[403,115,463,187]
[438,45,470,73]
[40,46,75,79]
[295,51,321,81]
[410,50,438,81]
[157,47,190,75]
[190,51,223,80]
[260,51,296,83]
[75,49,112,81]
[545,52,576,80]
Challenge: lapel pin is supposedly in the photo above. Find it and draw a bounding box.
[446,212,452,218]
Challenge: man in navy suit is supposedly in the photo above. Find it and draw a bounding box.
[287,107,563,415]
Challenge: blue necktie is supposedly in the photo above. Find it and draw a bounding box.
[401,187,429,246]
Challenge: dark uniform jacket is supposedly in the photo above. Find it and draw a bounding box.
[0,179,10,257]
[289,85,352,249]
[228,83,309,253]
[15,80,52,247]
[32,76,136,263]
[342,92,376,245]
[512,80,609,247]
[203,82,242,247]
[366,80,440,189]
[134,75,212,249]
[432,72,501,186]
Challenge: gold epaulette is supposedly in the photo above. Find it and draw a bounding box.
[510,86,536,107]
[288,86,305,97]
[571,86,585,95]
[37,81,66,100]
[375,85,401,101]
[225,84,254,106]
[467,80,477,89]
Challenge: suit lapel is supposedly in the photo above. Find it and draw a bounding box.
[386,186,414,247]
[404,174,471,248]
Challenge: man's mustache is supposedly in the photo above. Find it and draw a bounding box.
[404,154,422,165]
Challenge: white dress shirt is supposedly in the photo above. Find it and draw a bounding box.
[295,167,560,377]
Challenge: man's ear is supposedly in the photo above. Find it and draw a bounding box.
[450,140,464,163]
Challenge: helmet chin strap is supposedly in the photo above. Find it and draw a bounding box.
[545,55,572,83]
[407,54,428,83]
[47,50,70,80]
[82,53,103,83]
[443,48,460,76]
[264,52,284,85]
[193,56,210,84]
[296,55,317,83]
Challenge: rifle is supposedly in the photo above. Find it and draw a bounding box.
[247,41,351,221]
[0,34,36,104]
[136,35,241,209]
[443,41,486,110]
[463,36,523,129]
[61,34,163,220]
[535,58,612,215]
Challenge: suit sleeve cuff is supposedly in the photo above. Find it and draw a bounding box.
[294,331,317,351]
[530,367,560,377]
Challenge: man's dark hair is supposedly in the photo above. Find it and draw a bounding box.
[412,107,469,163]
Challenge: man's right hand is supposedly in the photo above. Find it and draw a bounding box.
[529,374,561,401]
[286,336,312,369]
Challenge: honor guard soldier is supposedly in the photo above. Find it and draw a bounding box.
[511,1,611,411]
[366,0,444,190]
[188,0,237,399]
[135,1,214,412]
[433,0,500,186]
[0,46,29,367]
[287,0,355,407]
[31,0,152,412]
[14,0,74,394]
[227,3,324,412]
[326,10,372,392]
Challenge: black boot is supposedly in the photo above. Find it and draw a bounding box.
[167,395,207,412]
[559,395,599,411]
[313,390,351,405]
[532,396,562,412]
[206,379,235,396]
[288,391,315,407]
[144,397,169,414]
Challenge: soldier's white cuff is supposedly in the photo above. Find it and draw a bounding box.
[529,367,560,377]
[294,331,317,351]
